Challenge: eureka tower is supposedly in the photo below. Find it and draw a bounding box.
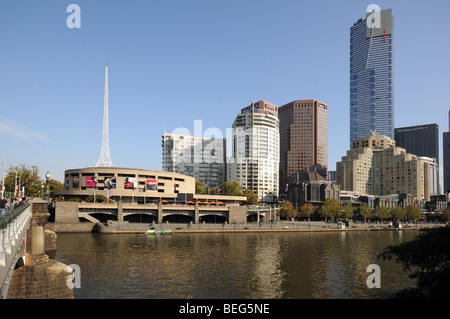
[350,7,394,145]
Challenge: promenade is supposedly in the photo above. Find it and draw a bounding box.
[94,219,445,234]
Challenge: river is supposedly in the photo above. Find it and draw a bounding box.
[52,230,419,299]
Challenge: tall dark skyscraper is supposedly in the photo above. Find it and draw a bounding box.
[443,110,450,194]
[394,124,439,164]
[350,8,394,145]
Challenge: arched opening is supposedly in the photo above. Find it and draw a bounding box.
[162,214,193,223]
[200,214,226,223]
[247,213,264,222]
[124,213,156,223]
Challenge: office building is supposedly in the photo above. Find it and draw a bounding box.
[443,110,450,194]
[336,133,431,202]
[227,100,280,202]
[162,133,226,188]
[350,8,394,145]
[279,99,328,194]
[394,124,439,164]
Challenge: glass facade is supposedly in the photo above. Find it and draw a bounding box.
[350,9,394,146]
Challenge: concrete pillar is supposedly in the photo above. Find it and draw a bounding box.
[117,200,123,222]
[157,202,163,223]
[194,203,199,224]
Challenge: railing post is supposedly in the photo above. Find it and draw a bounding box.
[3,225,11,254]
[0,229,5,266]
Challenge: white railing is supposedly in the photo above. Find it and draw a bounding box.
[0,203,32,298]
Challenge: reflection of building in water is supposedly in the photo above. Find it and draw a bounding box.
[247,235,284,298]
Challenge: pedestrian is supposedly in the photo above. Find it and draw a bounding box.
[0,195,8,216]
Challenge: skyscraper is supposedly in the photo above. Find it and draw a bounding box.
[162,133,226,188]
[394,124,439,165]
[227,100,279,202]
[443,110,450,194]
[278,99,328,193]
[350,8,394,145]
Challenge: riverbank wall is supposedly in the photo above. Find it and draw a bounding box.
[46,220,445,234]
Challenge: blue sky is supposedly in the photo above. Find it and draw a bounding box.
[0,0,449,185]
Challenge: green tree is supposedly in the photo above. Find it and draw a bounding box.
[343,202,355,219]
[442,205,450,223]
[406,204,422,221]
[3,164,44,196]
[280,200,297,220]
[359,204,372,223]
[376,206,391,221]
[195,181,205,194]
[243,188,258,205]
[299,202,315,221]
[379,226,450,298]
[222,181,243,196]
[319,198,342,222]
[48,179,64,198]
[390,205,406,221]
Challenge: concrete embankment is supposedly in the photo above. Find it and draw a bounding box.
[46,220,444,234]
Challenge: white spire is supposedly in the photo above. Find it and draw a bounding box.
[96,62,113,168]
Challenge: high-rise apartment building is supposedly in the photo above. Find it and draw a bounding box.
[227,100,279,202]
[279,99,328,194]
[336,133,431,202]
[350,8,394,145]
[162,133,226,188]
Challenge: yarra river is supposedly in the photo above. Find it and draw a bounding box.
[52,229,420,299]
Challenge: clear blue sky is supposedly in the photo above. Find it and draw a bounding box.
[1,0,449,185]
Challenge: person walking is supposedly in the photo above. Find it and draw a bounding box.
[0,195,8,216]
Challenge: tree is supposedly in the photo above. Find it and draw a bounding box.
[442,206,450,223]
[299,202,315,221]
[359,204,372,223]
[376,206,391,221]
[243,188,258,205]
[343,202,355,219]
[280,200,297,220]
[195,181,205,194]
[390,205,406,221]
[222,181,243,196]
[379,226,450,298]
[3,164,44,197]
[319,198,341,222]
[48,179,64,198]
[406,204,422,221]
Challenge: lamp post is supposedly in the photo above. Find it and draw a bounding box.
[44,171,51,200]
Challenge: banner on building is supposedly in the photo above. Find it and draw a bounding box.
[105,177,116,190]
[124,177,137,189]
[146,179,158,191]
[86,177,97,188]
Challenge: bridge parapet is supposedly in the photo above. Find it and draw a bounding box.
[0,203,32,298]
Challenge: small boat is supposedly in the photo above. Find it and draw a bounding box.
[146,229,173,235]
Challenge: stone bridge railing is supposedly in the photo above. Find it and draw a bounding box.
[0,203,32,298]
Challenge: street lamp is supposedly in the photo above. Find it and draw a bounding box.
[44,171,51,200]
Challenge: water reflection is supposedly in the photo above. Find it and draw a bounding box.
[53,230,418,299]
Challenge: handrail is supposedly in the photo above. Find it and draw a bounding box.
[0,203,31,230]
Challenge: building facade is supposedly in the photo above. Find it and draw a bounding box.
[443,110,450,194]
[162,133,226,188]
[227,100,280,203]
[350,8,394,145]
[336,133,431,202]
[279,99,328,195]
[394,124,439,165]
